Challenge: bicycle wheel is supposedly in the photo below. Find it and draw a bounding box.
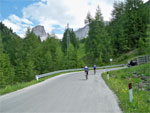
[86,71,88,80]
[94,69,96,75]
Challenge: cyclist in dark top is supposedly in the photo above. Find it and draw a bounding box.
[84,65,88,80]
[93,64,96,75]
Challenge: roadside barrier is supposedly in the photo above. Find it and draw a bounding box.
[136,55,150,65]
[35,64,125,80]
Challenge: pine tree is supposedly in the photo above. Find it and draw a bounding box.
[15,59,26,82]
[124,0,144,48]
[55,46,64,70]
[0,33,3,53]
[62,28,79,55]
[137,37,146,55]
[62,29,68,55]
[0,33,14,87]
[0,54,14,87]
[25,53,35,81]
[95,5,103,23]
[42,51,52,73]
[110,1,129,54]
[70,29,79,49]
[85,6,112,65]
[84,11,93,24]
[67,44,78,68]
[145,25,150,54]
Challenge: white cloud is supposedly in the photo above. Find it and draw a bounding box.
[3,0,148,39]
[8,14,33,25]
[22,0,149,39]
[3,19,21,32]
[23,0,73,25]
[40,19,57,34]
[22,0,117,35]
[143,0,149,3]
[17,33,25,38]
[3,14,33,38]
[55,33,63,39]
[22,18,33,24]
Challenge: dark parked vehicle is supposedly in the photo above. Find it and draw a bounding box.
[127,60,137,67]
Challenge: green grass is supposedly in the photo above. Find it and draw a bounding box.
[78,43,85,59]
[113,49,147,65]
[0,80,38,95]
[102,63,150,113]
[0,71,80,95]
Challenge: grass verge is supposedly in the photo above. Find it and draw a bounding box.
[102,63,150,113]
[113,49,147,65]
[0,71,80,95]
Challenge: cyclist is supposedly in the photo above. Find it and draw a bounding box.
[84,65,88,80]
[93,64,96,75]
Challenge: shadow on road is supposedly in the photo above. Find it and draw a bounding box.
[78,78,87,81]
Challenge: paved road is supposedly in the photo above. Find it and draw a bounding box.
[0,67,126,113]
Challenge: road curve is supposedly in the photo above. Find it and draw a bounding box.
[0,67,126,113]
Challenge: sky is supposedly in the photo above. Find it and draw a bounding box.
[0,0,148,39]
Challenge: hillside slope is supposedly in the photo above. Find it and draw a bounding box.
[102,63,150,113]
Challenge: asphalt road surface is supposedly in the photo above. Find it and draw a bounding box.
[0,67,126,113]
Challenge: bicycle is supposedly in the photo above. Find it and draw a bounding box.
[94,69,96,75]
[85,71,88,80]
[93,65,96,75]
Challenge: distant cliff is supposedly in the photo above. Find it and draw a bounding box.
[33,25,47,40]
[75,24,89,39]
[74,21,109,40]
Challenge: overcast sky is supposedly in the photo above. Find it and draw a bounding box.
[0,0,148,39]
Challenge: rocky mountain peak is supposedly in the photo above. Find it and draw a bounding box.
[33,25,47,40]
[75,24,89,39]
